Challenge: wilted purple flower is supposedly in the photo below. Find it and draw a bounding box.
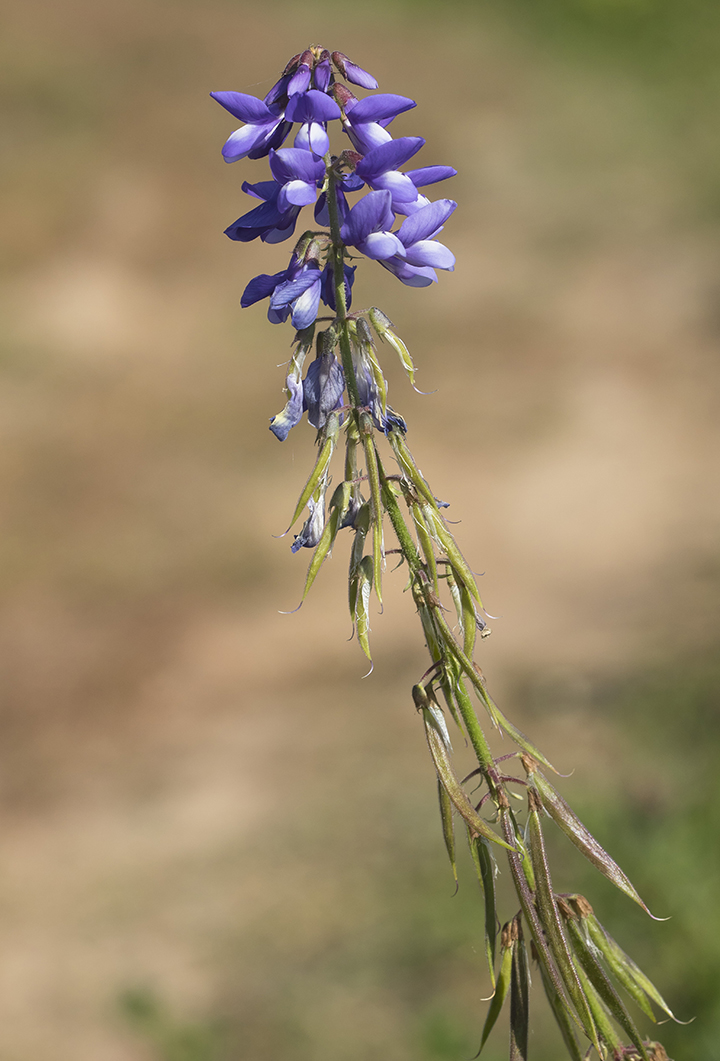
[291,483,326,552]
[340,190,405,261]
[319,260,356,312]
[269,374,304,441]
[302,352,345,429]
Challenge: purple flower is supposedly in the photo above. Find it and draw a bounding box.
[285,89,342,157]
[341,92,417,153]
[379,199,457,286]
[269,148,325,212]
[340,190,406,261]
[211,91,292,162]
[319,261,356,312]
[269,265,323,329]
[224,180,300,244]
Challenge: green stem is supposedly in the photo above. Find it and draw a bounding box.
[325,162,361,409]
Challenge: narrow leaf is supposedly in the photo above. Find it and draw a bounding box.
[437,778,458,889]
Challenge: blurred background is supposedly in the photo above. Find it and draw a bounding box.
[1,0,719,1057]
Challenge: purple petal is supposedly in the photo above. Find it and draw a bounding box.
[247,119,292,159]
[262,213,299,243]
[294,122,330,156]
[303,354,345,429]
[270,269,322,309]
[356,137,424,179]
[406,166,457,187]
[369,171,419,203]
[314,58,332,92]
[286,89,341,123]
[340,190,394,246]
[241,269,287,307]
[342,61,378,90]
[290,277,322,329]
[398,199,457,246]
[221,123,270,162]
[288,65,311,96]
[211,91,275,123]
[269,148,325,184]
[279,180,317,210]
[349,94,416,123]
[403,239,455,270]
[343,121,393,154]
[379,257,438,287]
[360,231,406,260]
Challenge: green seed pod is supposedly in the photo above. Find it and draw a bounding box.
[509,922,530,1061]
[526,791,601,1053]
[360,418,384,606]
[412,504,439,592]
[299,486,345,603]
[437,777,458,889]
[536,957,585,1061]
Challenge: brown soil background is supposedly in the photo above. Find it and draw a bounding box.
[1,1,718,1058]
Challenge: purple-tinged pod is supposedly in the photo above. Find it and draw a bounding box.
[523,757,655,915]
[526,791,601,1054]
[573,964,623,1056]
[468,830,498,991]
[360,413,384,607]
[500,808,579,1036]
[476,918,514,1053]
[509,921,530,1061]
[535,956,585,1061]
[437,777,458,890]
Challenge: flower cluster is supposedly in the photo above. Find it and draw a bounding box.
[212,45,457,319]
